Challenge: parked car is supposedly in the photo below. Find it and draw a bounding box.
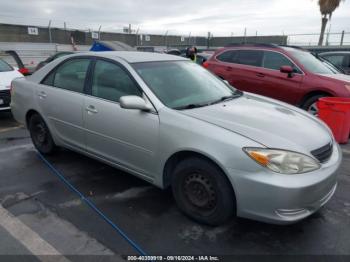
[196,52,212,66]
[35,51,74,71]
[180,52,212,66]
[204,44,350,115]
[319,51,350,75]
[0,58,23,111]
[316,55,346,74]
[0,50,31,76]
[11,52,341,225]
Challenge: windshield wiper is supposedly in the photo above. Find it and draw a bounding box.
[209,90,243,105]
[174,90,243,110]
[174,103,208,110]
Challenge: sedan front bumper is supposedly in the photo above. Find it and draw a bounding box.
[0,89,11,111]
[226,143,342,224]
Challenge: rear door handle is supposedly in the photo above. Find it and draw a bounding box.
[38,91,47,99]
[256,73,265,77]
[226,66,233,71]
[86,105,98,114]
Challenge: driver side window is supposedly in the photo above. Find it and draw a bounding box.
[263,51,301,73]
[91,60,142,103]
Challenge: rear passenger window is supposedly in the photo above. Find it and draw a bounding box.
[235,50,263,67]
[92,60,141,103]
[42,59,90,92]
[42,70,55,86]
[263,51,295,70]
[216,51,237,63]
[53,59,90,93]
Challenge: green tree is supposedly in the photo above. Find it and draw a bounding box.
[318,0,345,46]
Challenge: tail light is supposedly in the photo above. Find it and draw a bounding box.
[202,61,209,68]
[18,67,29,75]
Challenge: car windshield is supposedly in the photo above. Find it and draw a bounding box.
[0,59,13,72]
[290,50,335,74]
[321,59,343,74]
[133,61,239,109]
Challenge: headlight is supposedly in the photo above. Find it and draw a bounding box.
[243,148,321,174]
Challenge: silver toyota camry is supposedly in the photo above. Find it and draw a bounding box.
[11,51,342,225]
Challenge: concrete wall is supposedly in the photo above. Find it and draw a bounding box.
[0,42,90,69]
[210,35,288,47]
[0,23,287,48]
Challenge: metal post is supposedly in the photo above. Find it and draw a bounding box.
[164,30,168,48]
[48,20,52,43]
[243,27,247,43]
[98,25,102,40]
[135,27,140,47]
[340,30,345,46]
[64,22,67,44]
[207,32,211,49]
[188,32,191,46]
[326,22,331,46]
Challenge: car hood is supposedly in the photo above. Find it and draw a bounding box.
[181,93,332,154]
[0,70,23,88]
[318,73,350,83]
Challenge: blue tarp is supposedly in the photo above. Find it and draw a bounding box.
[90,42,113,51]
[90,41,135,52]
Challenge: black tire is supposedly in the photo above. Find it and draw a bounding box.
[301,94,328,116]
[171,157,236,226]
[28,114,56,154]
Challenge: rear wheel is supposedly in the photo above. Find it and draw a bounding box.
[302,94,328,116]
[171,157,236,226]
[28,114,56,154]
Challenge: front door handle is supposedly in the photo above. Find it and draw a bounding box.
[256,73,265,78]
[226,66,233,71]
[86,105,98,114]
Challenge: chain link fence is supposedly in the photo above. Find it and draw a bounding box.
[287,31,350,46]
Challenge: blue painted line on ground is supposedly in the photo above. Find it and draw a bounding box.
[37,152,148,256]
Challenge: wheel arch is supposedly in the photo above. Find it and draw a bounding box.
[25,109,41,127]
[299,90,334,107]
[162,150,235,192]
[25,109,54,140]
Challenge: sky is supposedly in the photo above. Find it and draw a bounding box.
[0,0,349,38]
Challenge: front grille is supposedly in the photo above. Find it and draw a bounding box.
[311,143,333,163]
[0,89,11,108]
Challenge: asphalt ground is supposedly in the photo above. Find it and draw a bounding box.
[0,111,350,261]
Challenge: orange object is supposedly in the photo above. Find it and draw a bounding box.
[318,97,350,144]
[248,151,269,166]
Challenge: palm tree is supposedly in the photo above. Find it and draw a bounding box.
[318,0,345,46]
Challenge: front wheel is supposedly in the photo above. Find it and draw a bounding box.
[171,157,236,226]
[28,114,56,154]
[301,94,328,116]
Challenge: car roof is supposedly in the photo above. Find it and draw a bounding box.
[68,51,187,63]
[197,52,212,57]
[217,44,308,54]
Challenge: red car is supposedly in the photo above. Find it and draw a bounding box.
[204,44,350,115]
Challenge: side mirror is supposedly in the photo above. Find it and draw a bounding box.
[280,65,294,78]
[119,96,152,111]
